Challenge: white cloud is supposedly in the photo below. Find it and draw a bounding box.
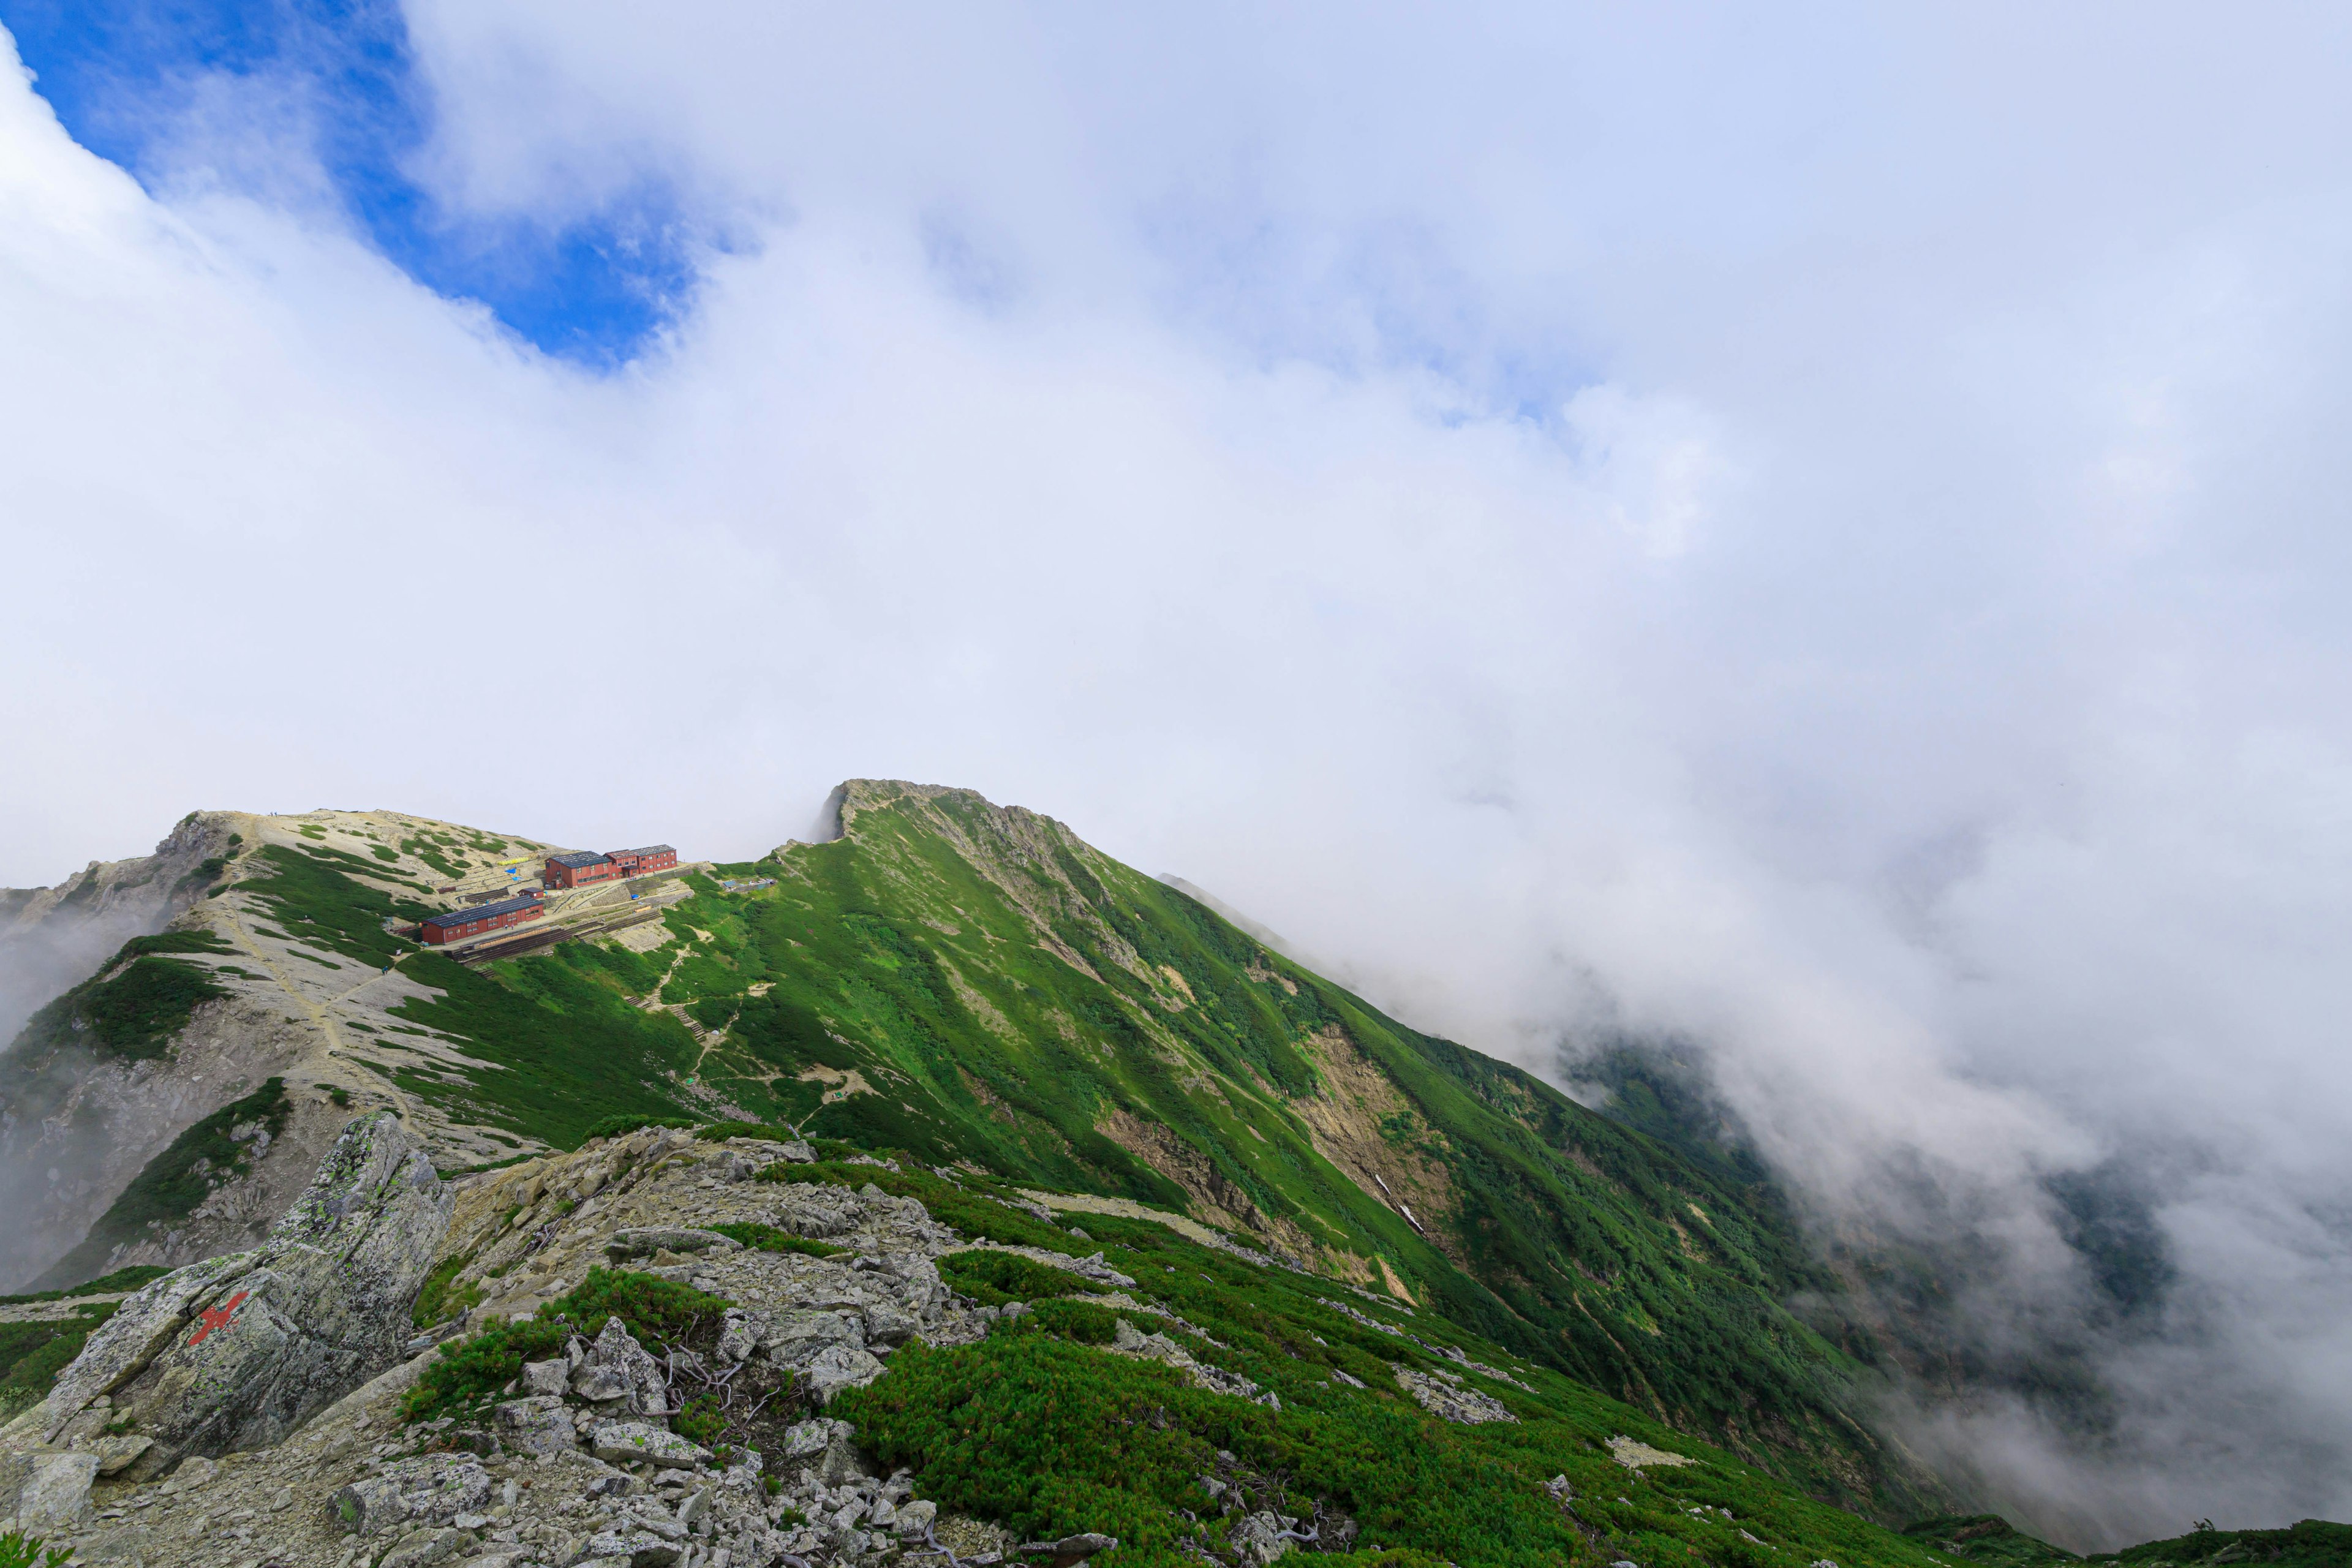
[7,5,2352,1542]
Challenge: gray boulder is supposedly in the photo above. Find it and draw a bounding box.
[0,1450,99,1530]
[575,1317,669,1417]
[755,1308,864,1365]
[520,1358,572,1397]
[13,1112,452,1464]
[778,1420,832,1464]
[331,1456,493,1536]
[495,1395,578,1456]
[801,1342,886,1404]
[379,1525,472,1568]
[1022,1532,1120,1568]
[589,1421,710,1471]
[573,1528,684,1567]
[862,1302,919,1347]
[603,1228,742,1261]
[1394,1366,1517,1425]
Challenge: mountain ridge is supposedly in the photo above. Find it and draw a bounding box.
[2,781,1940,1523]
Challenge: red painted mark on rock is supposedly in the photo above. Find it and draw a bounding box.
[187,1290,251,1346]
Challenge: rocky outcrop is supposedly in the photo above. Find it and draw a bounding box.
[4,1129,1180,1567]
[1395,1365,1518,1424]
[1110,1316,1281,1409]
[8,1111,451,1470]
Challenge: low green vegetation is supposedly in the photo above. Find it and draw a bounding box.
[115,784,1922,1510]
[0,1265,170,1306]
[1905,1515,2077,1567]
[402,1268,729,1422]
[0,1300,120,1419]
[706,1221,847,1260]
[412,1253,484,1329]
[935,1250,1105,1306]
[293,842,434,893]
[0,1528,74,1568]
[37,1079,291,1288]
[585,1114,697,1143]
[383,952,698,1149]
[244,845,433,965]
[11,932,238,1063]
[834,1171,1946,1568]
[402,837,464,881]
[2091,1520,2352,1568]
[1909,1513,2352,1568]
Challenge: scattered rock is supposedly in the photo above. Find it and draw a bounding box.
[1228,1511,1302,1566]
[573,1526,684,1567]
[91,1433,154,1475]
[519,1358,571,1397]
[603,1228,743,1261]
[1606,1434,1695,1469]
[1395,1366,1518,1425]
[378,1524,470,1568]
[330,1457,492,1537]
[1111,1317,1276,1407]
[589,1422,711,1471]
[493,1395,577,1456]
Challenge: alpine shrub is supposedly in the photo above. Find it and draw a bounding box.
[583,1114,694,1144]
[708,1221,846,1260]
[402,1268,728,1421]
[941,1251,1105,1307]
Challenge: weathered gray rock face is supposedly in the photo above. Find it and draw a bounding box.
[0,1449,101,1530]
[1393,1365,1517,1424]
[10,1112,451,1468]
[573,1318,670,1418]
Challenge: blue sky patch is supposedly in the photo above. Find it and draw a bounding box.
[2,0,699,366]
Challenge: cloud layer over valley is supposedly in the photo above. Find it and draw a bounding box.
[5,2,2352,1546]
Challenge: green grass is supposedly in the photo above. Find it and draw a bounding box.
[584,1113,696,1143]
[937,1250,1107,1306]
[594,783,1917,1513]
[0,1265,171,1305]
[8,787,1930,1514]
[244,845,433,965]
[383,951,699,1149]
[401,1268,729,1422]
[0,1301,120,1419]
[2090,1520,2352,1568]
[37,1079,291,1287]
[402,837,464,881]
[10,931,238,1063]
[707,1221,848,1259]
[1904,1515,2078,1567]
[834,1187,1950,1568]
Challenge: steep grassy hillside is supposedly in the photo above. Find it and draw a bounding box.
[358,782,1926,1517]
[1,784,1930,1517]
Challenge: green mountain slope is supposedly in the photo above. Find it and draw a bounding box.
[352,780,1923,1517]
